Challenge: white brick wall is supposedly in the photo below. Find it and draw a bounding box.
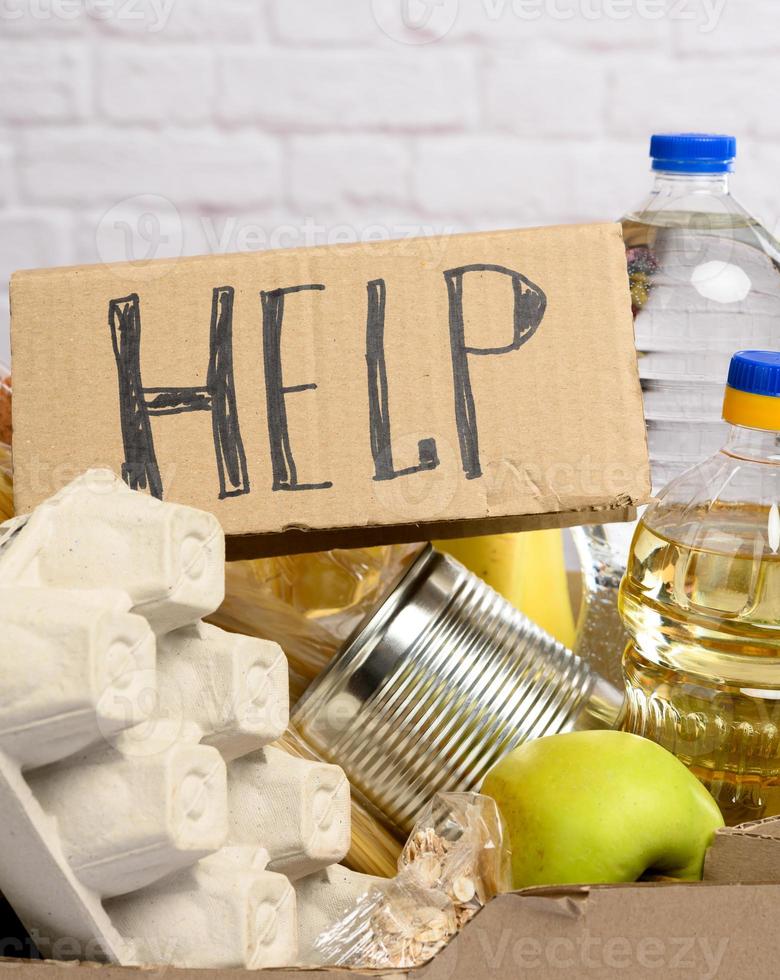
[1,0,779,366]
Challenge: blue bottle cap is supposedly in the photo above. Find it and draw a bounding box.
[650,133,736,174]
[723,351,780,430]
[727,350,780,398]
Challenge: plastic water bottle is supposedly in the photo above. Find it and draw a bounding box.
[572,135,780,690]
[624,133,780,490]
[620,351,780,825]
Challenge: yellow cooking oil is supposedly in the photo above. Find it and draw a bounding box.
[620,508,780,825]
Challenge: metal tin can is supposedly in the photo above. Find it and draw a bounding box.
[292,544,623,833]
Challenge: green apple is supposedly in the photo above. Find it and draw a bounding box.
[481,730,724,889]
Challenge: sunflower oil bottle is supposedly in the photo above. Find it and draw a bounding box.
[620,351,780,825]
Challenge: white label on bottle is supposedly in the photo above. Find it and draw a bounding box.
[690,261,752,303]
[768,502,780,554]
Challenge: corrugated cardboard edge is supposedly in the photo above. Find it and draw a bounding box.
[224,503,639,560]
[4,881,780,978]
[0,961,384,978]
[0,963,384,978]
[704,815,780,884]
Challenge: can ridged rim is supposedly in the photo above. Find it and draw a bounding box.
[293,542,434,717]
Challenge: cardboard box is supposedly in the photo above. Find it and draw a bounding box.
[0,822,777,978]
[704,815,780,884]
[9,223,650,557]
[1,879,778,978]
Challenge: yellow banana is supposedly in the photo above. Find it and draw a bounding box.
[433,529,576,648]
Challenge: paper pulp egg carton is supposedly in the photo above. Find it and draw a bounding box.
[0,470,355,970]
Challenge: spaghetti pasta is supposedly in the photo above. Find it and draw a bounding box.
[275,728,402,879]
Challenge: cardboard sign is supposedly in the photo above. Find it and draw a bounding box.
[10,223,649,556]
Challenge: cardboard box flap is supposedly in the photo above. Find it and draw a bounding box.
[704,817,780,884]
[10,223,650,557]
[417,882,778,979]
[3,882,780,979]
